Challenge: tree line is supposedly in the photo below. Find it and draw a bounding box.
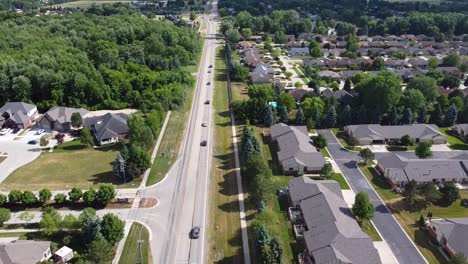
[218,4,468,39]
[0,185,117,208]
[0,9,201,112]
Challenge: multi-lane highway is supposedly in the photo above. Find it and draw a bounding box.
[127,3,219,264]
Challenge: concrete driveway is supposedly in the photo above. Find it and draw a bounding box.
[0,129,46,183]
[317,129,427,264]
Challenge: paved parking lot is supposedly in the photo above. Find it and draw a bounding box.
[0,128,47,183]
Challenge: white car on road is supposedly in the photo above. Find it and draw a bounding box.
[0,128,11,136]
[325,157,332,163]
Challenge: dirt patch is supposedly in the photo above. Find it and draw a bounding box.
[139,198,158,208]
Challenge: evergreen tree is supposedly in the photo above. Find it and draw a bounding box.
[357,105,368,124]
[401,108,413,124]
[325,106,337,128]
[343,78,352,93]
[418,105,427,123]
[444,103,458,126]
[295,107,305,125]
[263,104,274,127]
[340,105,352,127]
[267,237,283,264]
[388,106,398,125]
[311,107,322,127]
[430,104,443,126]
[278,106,289,124]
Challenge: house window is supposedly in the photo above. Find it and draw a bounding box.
[289,168,294,171]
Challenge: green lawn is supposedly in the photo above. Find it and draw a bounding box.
[208,46,244,263]
[119,223,151,264]
[0,232,28,237]
[358,164,468,264]
[320,147,331,158]
[360,221,383,241]
[439,127,468,150]
[330,173,351,190]
[1,144,123,190]
[358,165,401,201]
[330,128,361,151]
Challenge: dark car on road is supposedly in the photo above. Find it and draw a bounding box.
[191,227,200,239]
[28,140,38,145]
[205,100,210,104]
[207,81,211,85]
[208,65,212,68]
[12,127,20,134]
[200,140,207,146]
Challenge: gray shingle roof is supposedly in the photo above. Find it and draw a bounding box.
[42,106,89,124]
[84,113,129,141]
[0,102,36,124]
[377,153,468,183]
[430,218,468,256]
[345,124,446,142]
[0,240,50,264]
[270,123,325,169]
[289,177,381,264]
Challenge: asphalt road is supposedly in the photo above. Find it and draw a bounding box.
[125,5,219,264]
[317,129,428,264]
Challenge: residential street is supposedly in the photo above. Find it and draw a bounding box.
[317,129,428,264]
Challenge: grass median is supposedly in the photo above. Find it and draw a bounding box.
[118,223,151,264]
[208,46,244,263]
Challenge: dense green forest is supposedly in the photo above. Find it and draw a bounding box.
[0,9,202,111]
[219,0,468,37]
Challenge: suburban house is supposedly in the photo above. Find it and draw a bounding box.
[84,113,130,145]
[376,153,468,187]
[287,47,310,56]
[453,124,468,138]
[269,123,325,175]
[0,240,52,264]
[38,106,89,132]
[53,246,74,264]
[318,70,341,82]
[0,102,38,129]
[249,63,274,84]
[427,218,468,258]
[344,124,447,145]
[288,177,381,264]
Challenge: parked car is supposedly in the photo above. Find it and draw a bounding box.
[324,157,332,163]
[35,129,45,135]
[200,140,207,146]
[208,70,211,73]
[205,100,210,104]
[208,65,212,68]
[28,140,38,145]
[206,81,211,85]
[190,227,200,239]
[0,128,10,136]
[11,127,20,134]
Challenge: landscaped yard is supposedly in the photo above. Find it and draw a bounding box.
[329,173,351,190]
[208,46,244,263]
[0,143,123,190]
[330,128,362,151]
[359,164,468,264]
[119,223,151,264]
[440,127,468,150]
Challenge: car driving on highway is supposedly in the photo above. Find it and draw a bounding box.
[200,140,207,146]
[190,227,200,239]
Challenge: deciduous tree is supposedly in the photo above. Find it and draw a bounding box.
[352,192,375,222]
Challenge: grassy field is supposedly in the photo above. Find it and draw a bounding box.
[208,46,244,263]
[440,127,468,150]
[359,164,468,264]
[0,143,122,190]
[330,173,351,190]
[118,223,151,264]
[58,0,131,8]
[146,39,204,186]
